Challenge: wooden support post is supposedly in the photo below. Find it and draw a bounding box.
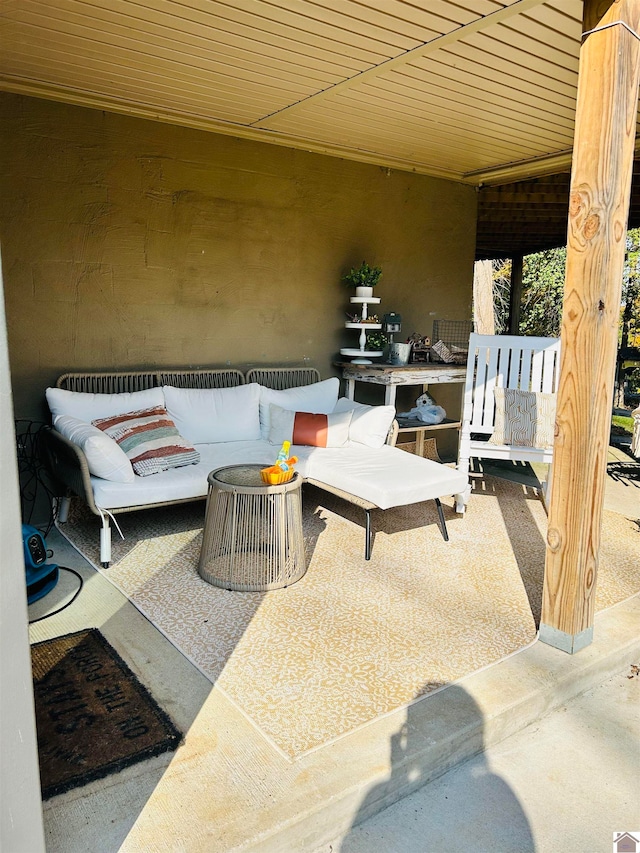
[508,253,523,335]
[540,0,640,653]
[473,259,496,334]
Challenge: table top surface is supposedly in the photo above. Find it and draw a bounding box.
[334,361,465,373]
[209,464,300,490]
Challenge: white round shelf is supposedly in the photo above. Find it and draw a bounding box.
[344,322,382,330]
[340,348,384,357]
[349,296,381,304]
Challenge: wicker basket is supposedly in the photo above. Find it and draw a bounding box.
[260,466,295,485]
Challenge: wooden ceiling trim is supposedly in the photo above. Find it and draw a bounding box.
[0,73,473,181]
[253,0,546,127]
[0,65,270,124]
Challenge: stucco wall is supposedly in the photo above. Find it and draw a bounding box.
[0,94,476,430]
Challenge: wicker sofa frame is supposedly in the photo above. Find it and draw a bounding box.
[42,367,404,562]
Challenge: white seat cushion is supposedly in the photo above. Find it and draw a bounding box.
[305,445,468,510]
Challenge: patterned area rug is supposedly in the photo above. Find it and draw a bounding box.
[58,476,639,759]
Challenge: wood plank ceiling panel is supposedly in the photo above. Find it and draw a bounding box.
[0,0,599,185]
[261,0,582,176]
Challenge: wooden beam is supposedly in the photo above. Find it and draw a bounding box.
[473,260,496,334]
[508,254,523,335]
[540,0,640,653]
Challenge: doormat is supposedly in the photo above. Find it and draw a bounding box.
[31,628,182,799]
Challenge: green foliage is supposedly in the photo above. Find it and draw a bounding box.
[519,246,566,338]
[628,366,640,391]
[342,261,382,288]
[612,415,634,434]
[489,227,640,343]
[621,230,640,348]
[365,330,388,350]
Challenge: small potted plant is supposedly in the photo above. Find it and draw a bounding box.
[343,261,382,298]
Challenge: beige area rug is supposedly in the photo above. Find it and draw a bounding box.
[58,476,639,759]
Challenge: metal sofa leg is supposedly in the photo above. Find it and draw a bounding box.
[434,498,449,542]
[57,496,71,524]
[99,513,111,568]
[364,508,372,560]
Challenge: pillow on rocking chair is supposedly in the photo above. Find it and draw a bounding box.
[488,388,556,449]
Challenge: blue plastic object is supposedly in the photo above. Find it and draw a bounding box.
[22,524,59,604]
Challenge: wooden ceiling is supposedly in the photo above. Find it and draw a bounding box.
[0,0,637,259]
[476,162,640,260]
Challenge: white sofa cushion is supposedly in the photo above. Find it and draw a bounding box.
[259,378,340,439]
[46,386,164,422]
[333,397,396,448]
[306,445,468,510]
[53,415,135,483]
[163,383,261,444]
[268,404,351,447]
[90,440,317,509]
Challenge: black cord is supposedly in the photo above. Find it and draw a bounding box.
[15,419,57,536]
[28,566,84,624]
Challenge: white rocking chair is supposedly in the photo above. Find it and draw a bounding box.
[456,333,561,512]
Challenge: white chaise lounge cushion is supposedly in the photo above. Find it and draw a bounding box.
[46,386,164,422]
[53,415,135,483]
[306,445,468,510]
[259,378,340,439]
[163,383,261,444]
[333,397,396,448]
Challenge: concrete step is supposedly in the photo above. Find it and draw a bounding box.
[246,595,640,852]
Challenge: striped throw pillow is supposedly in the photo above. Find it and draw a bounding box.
[488,388,556,449]
[92,407,200,476]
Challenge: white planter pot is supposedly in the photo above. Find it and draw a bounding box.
[355,286,374,298]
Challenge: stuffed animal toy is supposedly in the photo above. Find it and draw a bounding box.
[399,392,446,424]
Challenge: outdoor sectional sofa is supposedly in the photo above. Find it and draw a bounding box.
[42,367,468,567]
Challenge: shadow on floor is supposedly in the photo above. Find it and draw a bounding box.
[338,683,534,853]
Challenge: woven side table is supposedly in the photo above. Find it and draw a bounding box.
[198,464,306,591]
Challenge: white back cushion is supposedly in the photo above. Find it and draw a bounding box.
[46,386,164,422]
[258,378,340,439]
[333,397,396,448]
[53,415,135,482]
[163,383,261,444]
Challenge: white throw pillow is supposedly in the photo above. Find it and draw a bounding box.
[333,397,396,448]
[163,383,261,444]
[53,415,135,483]
[488,388,556,449]
[259,378,340,439]
[46,386,164,422]
[268,404,352,447]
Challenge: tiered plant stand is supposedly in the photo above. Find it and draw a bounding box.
[340,296,383,364]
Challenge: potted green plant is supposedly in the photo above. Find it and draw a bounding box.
[365,329,388,356]
[342,261,382,298]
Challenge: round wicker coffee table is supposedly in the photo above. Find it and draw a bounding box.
[198,464,306,591]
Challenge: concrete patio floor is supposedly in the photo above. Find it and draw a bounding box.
[30,453,639,852]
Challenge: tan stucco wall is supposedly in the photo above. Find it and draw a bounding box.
[0,94,476,430]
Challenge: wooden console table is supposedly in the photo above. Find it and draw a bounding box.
[335,361,466,456]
